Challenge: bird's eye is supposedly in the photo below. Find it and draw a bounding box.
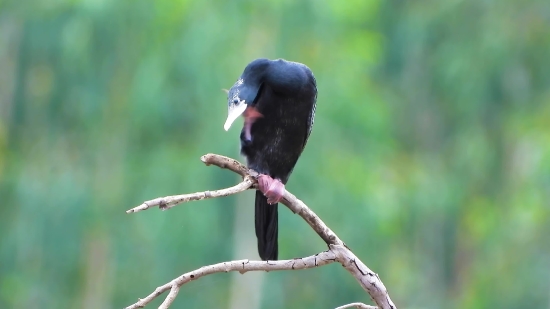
[232,98,239,104]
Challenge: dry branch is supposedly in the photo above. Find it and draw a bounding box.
[125,154,397,309]
[126,177,254,213]
[335,303,377,309]
[125,250,339,309]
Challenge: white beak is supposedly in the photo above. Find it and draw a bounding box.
[224,100,247,131]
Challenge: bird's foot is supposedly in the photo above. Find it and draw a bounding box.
[257,175,285,204]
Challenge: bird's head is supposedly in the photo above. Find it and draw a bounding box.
[224,59,269,131]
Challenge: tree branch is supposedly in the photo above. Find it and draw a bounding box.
[125,250,339,309]
[126,177,254,213]
[125,154,397,309]
[335,303,377,309]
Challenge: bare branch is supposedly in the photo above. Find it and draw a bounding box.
[158,285,179,309]
[335,303,377,309]
[126,177,254,213]
[126,154,397,309]
[200,153,250,177]
[200,153,343,246]
[124,250,339,309]
[332,246,394,309]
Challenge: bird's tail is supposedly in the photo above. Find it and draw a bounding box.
[255,190,278,260]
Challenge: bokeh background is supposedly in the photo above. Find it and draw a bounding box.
[1,0,549,308]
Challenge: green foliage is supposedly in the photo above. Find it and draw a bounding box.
[1,0,549,308]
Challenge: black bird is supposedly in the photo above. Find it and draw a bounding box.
[224,58,317,260]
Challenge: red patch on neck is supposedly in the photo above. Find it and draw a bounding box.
[243,106,263,141]
[244,106,263,120]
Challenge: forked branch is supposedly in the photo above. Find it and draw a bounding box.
[125,154,397,309]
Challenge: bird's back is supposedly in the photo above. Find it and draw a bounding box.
[240,60,317,183]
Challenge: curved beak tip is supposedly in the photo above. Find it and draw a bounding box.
[223,100,247,131]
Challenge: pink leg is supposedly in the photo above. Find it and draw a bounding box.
[257,174,285,204]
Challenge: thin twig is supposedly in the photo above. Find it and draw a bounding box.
[158,285,179,309]
[126,177,254,213]
[335,303,377,309]
[200,153,250,177]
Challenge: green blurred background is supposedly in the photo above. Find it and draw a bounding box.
[1,0,549,308]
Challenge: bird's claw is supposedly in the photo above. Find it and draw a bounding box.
[257,174,285,204]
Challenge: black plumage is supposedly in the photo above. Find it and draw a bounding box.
[224,58,317,260]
